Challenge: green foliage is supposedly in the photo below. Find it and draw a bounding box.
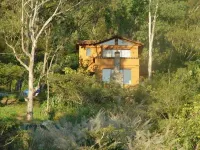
[0,62,25,91]
[0,0,200,149]
[0,119,30,150]
[0,103,48,122]
[61,53,79,69]
[175,101,200,149]
[29,110,147,150]
[150,69,198,118]
[159,0,187,22]
[142,62,200,148]
[0,0,21,34]
[0,63,24,79]
[49,68,125,110]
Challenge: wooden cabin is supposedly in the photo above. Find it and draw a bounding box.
[78,36,143,86]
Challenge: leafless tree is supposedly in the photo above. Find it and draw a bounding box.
[5,0,84,121]
[148,0,159,80]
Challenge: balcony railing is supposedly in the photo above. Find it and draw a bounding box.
[95,56,138,59]
[95,57,139,68]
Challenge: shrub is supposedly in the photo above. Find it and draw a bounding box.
[0,120,30,150]
[48,69,125,110]
[29,110,147,150]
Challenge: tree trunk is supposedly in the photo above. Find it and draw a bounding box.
[47,78,50,112]
[148,44,152,80]
[9,80,12,92]
[27,60,34,121]
[148,0,158,80]
[148,0,152,80]
[5,0,82,121]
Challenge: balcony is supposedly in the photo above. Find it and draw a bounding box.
[95,57,139,69]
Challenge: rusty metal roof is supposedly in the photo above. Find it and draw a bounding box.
[95,35,143,46]
[77,40,99,45]
[78,35,143,46]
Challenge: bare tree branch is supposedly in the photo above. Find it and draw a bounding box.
[35,0,85,42]
[37,0,50,9]
[23,0,32,18]
[5,38,29,71]
[4,0,85,121]
[35,0,62,41]
[3,134,19,147]
[21,0,31,58]
[47,46,61,73]
[151,1,158,43]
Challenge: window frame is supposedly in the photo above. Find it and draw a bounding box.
[102,68,132,84]
[102,69,112,82]
[86,48,91,56]
[102,49,131,58]
[122,69,132,84]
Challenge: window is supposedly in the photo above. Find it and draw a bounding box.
[103,50,112,57]
[102,69,131,84]
[122,69,131,84]
[121,50,131,58]
[118,39,133,46]
[100,39,133,46]
[100,39,115,45]
[112,50,117,57]
[103,50,131,58]
[86,48,91,56]
[102,69,112,82]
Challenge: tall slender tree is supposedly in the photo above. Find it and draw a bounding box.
[5,0,62,121]
[5,0,84,121]
[148,0,158,80]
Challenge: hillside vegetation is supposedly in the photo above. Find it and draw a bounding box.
[0,0,200,149]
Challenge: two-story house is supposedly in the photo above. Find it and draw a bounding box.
[78,36,143,86]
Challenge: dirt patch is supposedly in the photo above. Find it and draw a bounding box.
[1,97,17,105]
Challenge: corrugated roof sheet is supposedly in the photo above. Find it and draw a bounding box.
[78,36,143,46]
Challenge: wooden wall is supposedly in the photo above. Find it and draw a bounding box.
[79,44,140,86]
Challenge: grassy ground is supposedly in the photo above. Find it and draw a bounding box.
[0,102,102,123]
[0,95,116,124]
[0,102,48,122]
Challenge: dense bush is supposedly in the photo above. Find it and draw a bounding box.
[48,68,125,109]
[29,110,148,150]
[2,62,200,149]
[0,63,25,91]
[149,68,199,120]
[0,120,30,150]
[146,62,200,149]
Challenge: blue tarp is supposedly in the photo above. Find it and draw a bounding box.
[23,90,29,97]
[23,88,40,97]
